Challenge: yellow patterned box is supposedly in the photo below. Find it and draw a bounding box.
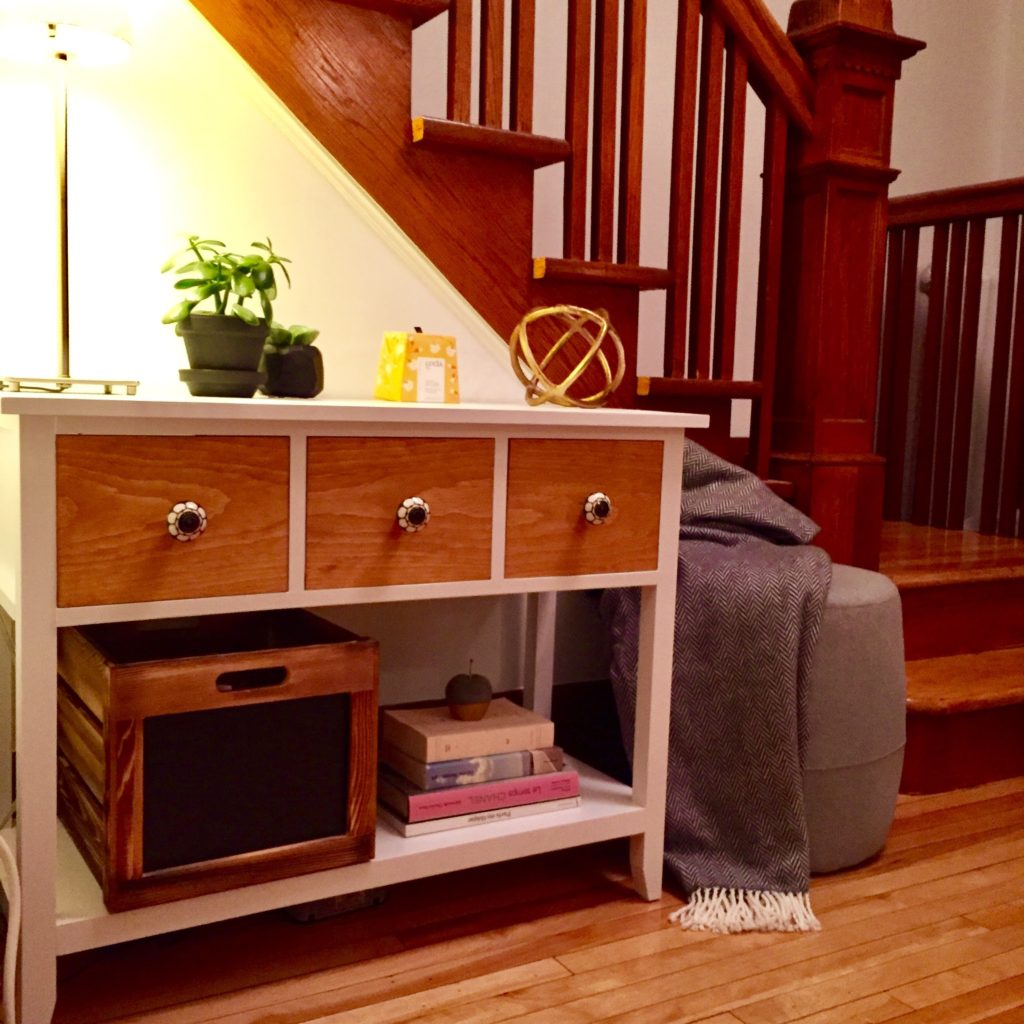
[374,332,460,403]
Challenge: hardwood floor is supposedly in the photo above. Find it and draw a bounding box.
[53,777,1024,1024]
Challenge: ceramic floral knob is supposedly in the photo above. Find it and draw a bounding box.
[583,491,612,525]
[167,501,207,542]
[397,496,430,532]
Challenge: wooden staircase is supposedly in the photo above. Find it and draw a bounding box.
[880,522,1024,793]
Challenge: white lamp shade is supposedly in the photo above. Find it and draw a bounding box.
[0,1,131,65]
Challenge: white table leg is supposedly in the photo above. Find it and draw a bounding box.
[522,591,556,719]
[16,417,59,1023]
[628,580,675,901]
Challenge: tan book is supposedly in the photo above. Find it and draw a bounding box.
[380,698,555,762]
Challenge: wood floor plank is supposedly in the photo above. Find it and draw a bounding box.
[884,972,1024,1022]
[732,922,1024,1024]
[792,992,916,1024]
[51,780,1024,1024]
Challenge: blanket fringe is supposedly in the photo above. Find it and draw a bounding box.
[669,888,821,934]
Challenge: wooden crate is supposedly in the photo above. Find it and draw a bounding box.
[57,610,378,912]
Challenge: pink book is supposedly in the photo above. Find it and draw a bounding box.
[378,767,580,823]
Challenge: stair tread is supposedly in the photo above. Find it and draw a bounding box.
[411,118,570,168]
[330,0,448,28]
[880,520,1024,589]
[907,647,1024,713]
[533,258,672,290]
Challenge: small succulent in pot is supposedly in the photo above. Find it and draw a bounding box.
[260,322,324,399]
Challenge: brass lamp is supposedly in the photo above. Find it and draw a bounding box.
[0,1,138,394]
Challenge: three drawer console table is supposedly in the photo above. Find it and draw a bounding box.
[0,394,701,1022]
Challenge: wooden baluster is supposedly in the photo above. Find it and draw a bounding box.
[617,0,647,265]
[998,225,1024,536]
[664,0,700,377]
[750,100,786,479]
[689,9,725,379]
[876,229,903,487]
[880,225,920,520]
[946,218,987,529]
[479,0,505,128]
[713,38,747,380]
[932,220,968,526]
[980,215,1021,534]
[564,0,592,260]
[591,0,620,262]
[509,0,535,133]
[447,0,473,123]
[876,233,902,492]
[910,224,949,526]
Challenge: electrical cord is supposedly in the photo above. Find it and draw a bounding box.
[0,830,19,1023]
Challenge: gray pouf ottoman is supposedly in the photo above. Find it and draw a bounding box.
[803,564,906,873]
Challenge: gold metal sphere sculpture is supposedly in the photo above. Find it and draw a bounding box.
[509,304,625,408]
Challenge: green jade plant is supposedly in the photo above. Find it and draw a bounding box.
[161,235,317,348]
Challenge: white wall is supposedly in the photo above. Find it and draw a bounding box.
[890,0,1021,196]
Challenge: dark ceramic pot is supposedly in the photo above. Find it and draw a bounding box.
[260,345,324,398]
[177,312,268,371]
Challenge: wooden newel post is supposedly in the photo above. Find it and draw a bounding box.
[770,0,923,568]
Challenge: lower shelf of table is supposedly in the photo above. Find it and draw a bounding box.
[54,758,650,954]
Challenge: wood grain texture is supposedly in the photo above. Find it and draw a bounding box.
[910,223,949,526]
[50,779,1024,1024]
[906,648,1024,713]
[591,0,620,263]
[715,0,814,133]
[663,0,700,377]
[563,0,592,260]
[689,10,725,380]
[750,101,787,478]
[57,682,104,802]
[478,0,504,127]
[306,437,494,588]
[505,439,662,578]
[534,258,672,290]
[947,217,987,528]
[333,0,448,28]
[888,175,1024,226]
[980,216,1021,534]
[932,220,968,527]
[58,615,380,912]
[411,116,570,166]
[714,39,747,381]
[509,0,535,132]
[56,435,289,607]
[770,8,919,567]
[190,0,540,362]
[617,0,646,265]
[446,0,472,121]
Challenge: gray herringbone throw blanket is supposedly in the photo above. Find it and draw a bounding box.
[602,441,832,932]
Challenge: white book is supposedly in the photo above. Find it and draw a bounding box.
[378,796,582,837]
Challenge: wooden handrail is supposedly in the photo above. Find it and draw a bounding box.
[889,177,1024,227]
[712,0,814,134]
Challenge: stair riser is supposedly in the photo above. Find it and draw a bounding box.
[901,704,1024,794]
[900,577,1024,658]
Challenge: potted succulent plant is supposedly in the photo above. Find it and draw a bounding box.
[162,235,302,397]
[260,323,324,398]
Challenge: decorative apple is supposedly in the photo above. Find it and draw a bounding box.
[445,662,493,721]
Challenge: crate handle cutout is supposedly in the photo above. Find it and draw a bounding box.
[215,666,289,692]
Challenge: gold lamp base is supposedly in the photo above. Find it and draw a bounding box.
[1,376,139,395]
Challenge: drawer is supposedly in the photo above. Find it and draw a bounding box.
[505,439,663,578]
[306,437,494,589]
[56,436,289,607]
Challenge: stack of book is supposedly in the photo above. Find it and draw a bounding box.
[377,697,581,836]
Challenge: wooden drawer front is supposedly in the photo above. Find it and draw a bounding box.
[57,436,289,607]
[505,439,663,578]
[306,437,495,589]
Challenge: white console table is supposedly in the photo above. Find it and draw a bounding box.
[0,394,699,1022]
